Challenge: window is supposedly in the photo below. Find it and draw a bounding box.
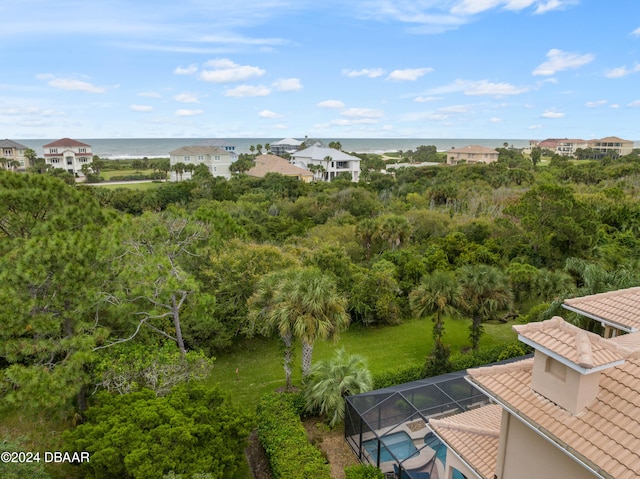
[66,157,73,165]
[50,148,57,154]
[197,155,204,161]
[3,149,11,156]
[184,156,190,162]
[79,148,86,153]
[51,158,59,164]
[213,166,217,172]
[214,155,221,161]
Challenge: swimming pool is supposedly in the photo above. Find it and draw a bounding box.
[363,431,419,463]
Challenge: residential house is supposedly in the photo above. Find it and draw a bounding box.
[196,139,238,160]
[0,139,29,170]
[168,145,234,180]
[43,138,92,174]
[290,144,360,182]
[429,315,640,479]
[530,136,634,158]
[445,146,499,165]
[270,138,304,156]
[247,154,313,182]
[563,286,640,338]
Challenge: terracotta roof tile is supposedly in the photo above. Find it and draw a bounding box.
[247,154,313,178]
[513,317,629,369]
[429,404,502,479]
[563,287,640,332]
[42,137,91,148]
[468,350,640,479]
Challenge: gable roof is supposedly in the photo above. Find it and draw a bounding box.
[291,145,360,162]
[272,137,303,146]
[169,145,229,156]
[563,287,640,333]
[468,340,640,479]
[43,138,91,148]
[247,154,313,178]
[429,404,502,479]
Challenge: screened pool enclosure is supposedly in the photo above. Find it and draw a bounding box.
[345,370,491,478]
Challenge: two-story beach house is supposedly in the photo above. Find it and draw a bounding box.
[168,145,235,180]
[270,138,304,156]
[445,146,499,165]
[429,297,640,479]
[0,139,29,170]
[290,144,360,182]
[43,138,93,174]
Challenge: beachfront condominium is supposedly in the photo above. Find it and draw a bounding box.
[43,138,93,174]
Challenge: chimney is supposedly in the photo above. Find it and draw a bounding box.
[513,317,627,415]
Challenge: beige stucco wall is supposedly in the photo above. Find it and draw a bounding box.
[496,411,596,479]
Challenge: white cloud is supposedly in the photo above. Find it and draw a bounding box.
[273,78,302,91]
[224,84,271,97]
[610,104,620,109]
[175,109,204,116]
[438,104,474,114]
[174,93,200,103]
[341,108,384,118]
[174,64,198,75]
[258,109,282,118]
[426,79,528,96]
[200,58,265,83]
[414,96,440,102]
[541,109,565,118]
[130,104,154,112]
[631,27,640,37]
[533,49,594,76]
[331,118,378,126]
[138,92,162,98]
[317,100,345,108]
[489,117,503,123]
[585,100,607,107]
[628,100,640,108]
[529,124,543,130]
[387,68,433,81]
[36,74,105,93]
[450,0,574,15]
[605,66,631,78]
[342,68,386,78]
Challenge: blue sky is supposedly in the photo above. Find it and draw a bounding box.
[2,0,639,139]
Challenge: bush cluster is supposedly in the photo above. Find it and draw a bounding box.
[372,342,530,389]
[344,464,386,479]
[256,393,331,479]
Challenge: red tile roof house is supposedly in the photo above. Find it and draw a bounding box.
[43,138,93,175]
[429,304,640,479]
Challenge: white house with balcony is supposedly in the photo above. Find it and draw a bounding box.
[290,145,360,182]
[168,145,234,180]
[43,138,93,174]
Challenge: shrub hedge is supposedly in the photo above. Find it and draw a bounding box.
[372,341,530,389]
[344,464,386,479]
[256,393,331,479]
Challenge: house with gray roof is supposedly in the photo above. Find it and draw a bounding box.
[169,145,235,180]
[290,145,360,182]
[0,139,30,170]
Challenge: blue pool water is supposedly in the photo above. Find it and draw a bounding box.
[363,431,419,463]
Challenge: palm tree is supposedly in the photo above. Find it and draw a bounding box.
[378,215,411,251]
[410,270,460,374]
[171,162,186,181]
[457,265,513,351]
[410,270,460,342]
[248,267,349,389]
[0,157,7,170]
[355,218,379,261]
[305,348,372,427]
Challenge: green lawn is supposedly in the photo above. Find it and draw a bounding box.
[207,317,516,410]
[93,181,163,191]
[100,168,158,180]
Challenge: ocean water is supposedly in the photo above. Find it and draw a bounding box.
[14,137,547,159]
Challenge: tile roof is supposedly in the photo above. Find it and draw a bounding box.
[0,139,28,149]
[429,404,502,479]
[42,138,91,148]
[445,145,498,154]
[563,287,640,332]
[468,350,640,479]
[168,145,229,156]
[513,317,629,371]
[247,154,313,178]
[292,145,360,162]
